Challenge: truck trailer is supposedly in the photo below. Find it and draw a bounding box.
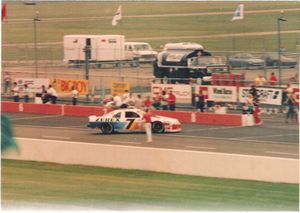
[64,34,126,65]
[64,35,155,66]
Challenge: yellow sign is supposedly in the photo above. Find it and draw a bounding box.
[111,81,130,96]
[54,79,89,95]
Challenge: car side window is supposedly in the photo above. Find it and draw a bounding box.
[125,111,140,118]
[113,112,121,119]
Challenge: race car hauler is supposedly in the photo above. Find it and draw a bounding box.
[64,35,126,64]
[163,42,204,51]
[125,42,157,62]
[153,48,228,84]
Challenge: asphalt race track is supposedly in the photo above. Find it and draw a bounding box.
[6,112,299,159]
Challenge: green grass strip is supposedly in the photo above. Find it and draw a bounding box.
[2,159,299,211]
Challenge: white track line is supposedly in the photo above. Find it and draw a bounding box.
[184,126,243,132]
[167,134,297,145]
[265,151,299,156]
[235,134,299,139]
[16,124,87,131]
[11,115,62,121]
[42,136,71,140]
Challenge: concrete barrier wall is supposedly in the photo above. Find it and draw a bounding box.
[1,102,244,126]
[3,138,299,184]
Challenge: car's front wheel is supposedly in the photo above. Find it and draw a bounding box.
[100,123,114,134]
[152,121,165,133]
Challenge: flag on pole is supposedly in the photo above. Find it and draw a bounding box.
[112,5,122,26]
[2,3,7,22]
[231,4,244,21]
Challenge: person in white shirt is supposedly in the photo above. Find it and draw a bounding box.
[47,85,58,104]
[71,86,79,105]
[112,93,122,108]
[121,90,130,108]
[11,82,19,102]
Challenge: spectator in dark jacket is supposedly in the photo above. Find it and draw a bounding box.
[196,91,205,112]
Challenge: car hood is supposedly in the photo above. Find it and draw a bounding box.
[134,50,158,55]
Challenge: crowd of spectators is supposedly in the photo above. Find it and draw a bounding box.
[103,90,177,111]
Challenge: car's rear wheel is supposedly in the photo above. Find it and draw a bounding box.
[100,123,114,134]
[152,121,165,133]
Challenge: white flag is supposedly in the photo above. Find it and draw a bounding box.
[231,4,244,21]
[112,5,122,26]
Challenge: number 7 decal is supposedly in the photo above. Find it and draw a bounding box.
[126,119,135,129]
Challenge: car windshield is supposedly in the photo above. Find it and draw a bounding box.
[133,44,151,51]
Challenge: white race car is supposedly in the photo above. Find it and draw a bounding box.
[87,108,182,134]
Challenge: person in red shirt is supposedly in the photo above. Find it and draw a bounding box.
[253,102,263,125]
[142,109,152,143]
[167,91,176,111]
[143,96,152,110]
[269,72,278,86]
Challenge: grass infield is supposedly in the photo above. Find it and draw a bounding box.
[1,159,299,211]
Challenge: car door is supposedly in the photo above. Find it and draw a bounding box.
[124,111,143,132]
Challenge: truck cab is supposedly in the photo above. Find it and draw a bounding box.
[125,42,157,63]
[153,48,228,84]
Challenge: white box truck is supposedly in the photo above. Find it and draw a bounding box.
[64,35,126,64]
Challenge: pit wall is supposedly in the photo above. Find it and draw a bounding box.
[3,137,299,184]
[1,102,245,126]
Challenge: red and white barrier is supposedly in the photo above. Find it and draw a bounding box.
[1,101,248,126]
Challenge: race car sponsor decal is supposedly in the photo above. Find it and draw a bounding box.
[96,118,120,122]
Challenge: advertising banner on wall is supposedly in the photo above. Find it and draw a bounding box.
[16,78,50,93]
[54,79,89,95]
[151,83,192,104]
[239,87,282,105]
[207,86,237,102]
[111,81,130,96]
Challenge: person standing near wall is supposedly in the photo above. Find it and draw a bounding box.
[23,84,29,103]
[71,86,78,105]
[253,101,262,125]
[152,93,161,110]
[11,82,19,102]
[268,72,278,86]
[47,85,58,104]
[142,109,152,143]
[3,72,11,95]
[255,74,266,86]
[161,90,168,110]
[196,91,205,112]
[285,93,296,123]
[249,84,259,103]
[143,96,152,110]
[167,91,176,111]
